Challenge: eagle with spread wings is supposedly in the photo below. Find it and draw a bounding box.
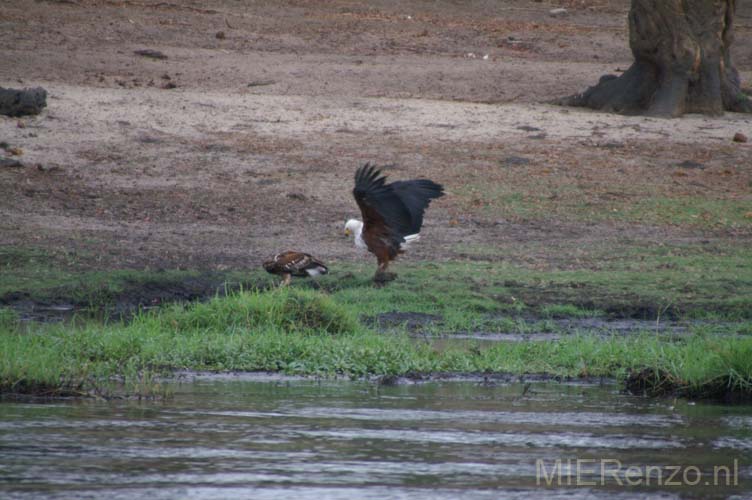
[345,163,444,283]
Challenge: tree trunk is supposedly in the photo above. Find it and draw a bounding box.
[558,0,751,117]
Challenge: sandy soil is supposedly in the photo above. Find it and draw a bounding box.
[1,0,751,272]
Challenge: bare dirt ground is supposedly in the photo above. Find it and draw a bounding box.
[1,0,751,274]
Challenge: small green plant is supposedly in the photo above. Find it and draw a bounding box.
[0,308,20,332]
[540,304,601,319]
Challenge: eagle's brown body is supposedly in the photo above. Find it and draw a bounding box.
[350,164,444,283]
[263,251,328,285]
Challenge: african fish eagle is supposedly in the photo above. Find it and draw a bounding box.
[263,251,328,286]
[345,163,444,283]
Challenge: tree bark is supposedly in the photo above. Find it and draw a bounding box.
[0,87,47,117]
[558,0,751,117]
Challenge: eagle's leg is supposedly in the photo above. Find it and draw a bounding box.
[280,273,292,287]
[374,258,397,284]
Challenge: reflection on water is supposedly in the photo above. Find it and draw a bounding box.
[1,376,750,499]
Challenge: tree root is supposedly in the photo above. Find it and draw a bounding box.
[556,65,751,117]
[0,87,48,117]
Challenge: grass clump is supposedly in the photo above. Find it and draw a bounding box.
[153,287,360,335]
[625,336,752,400]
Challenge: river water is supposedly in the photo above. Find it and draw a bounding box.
[1,376,750,499]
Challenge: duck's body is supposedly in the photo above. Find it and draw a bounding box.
[263,251,328,285]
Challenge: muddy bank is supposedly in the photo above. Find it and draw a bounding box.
[0,368,617,401]
[173,368,752,404]
[5,273,750,329]
[4,367,747,404]
[377,371,616,387]
[373,310,744,340]
[0,272,266,322]
[626,368,752,404]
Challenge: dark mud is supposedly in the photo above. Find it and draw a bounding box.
[372,311,742,343]
[625,368,681,398]
[172,370,615,387]
[626,368,752,404]
[369,311,443,331]
[378,371,616,387]
[1,273,265,322]
[182,369,752,404]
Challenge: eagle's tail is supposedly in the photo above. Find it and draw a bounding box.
[400,233,421,250]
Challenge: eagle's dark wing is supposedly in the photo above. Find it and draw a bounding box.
[353,164,413,249]
[263,251,328,277]
[353,164,444,249]
[389,179,444,235]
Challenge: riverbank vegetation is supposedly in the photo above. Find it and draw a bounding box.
[2,279,751,401]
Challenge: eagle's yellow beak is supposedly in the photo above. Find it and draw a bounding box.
[344,228,351,237]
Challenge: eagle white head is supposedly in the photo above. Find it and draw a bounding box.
[344,219,362,237]
[344,218,420,250]
[344,219,366,249]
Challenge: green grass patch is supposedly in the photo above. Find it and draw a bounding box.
[310,253,752,320]
[0,308,20,331]
[459,181,752,230]
[4,241,752,322]
[539,304,603,319]
[438,245,752,320]
[622,197,752,230]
